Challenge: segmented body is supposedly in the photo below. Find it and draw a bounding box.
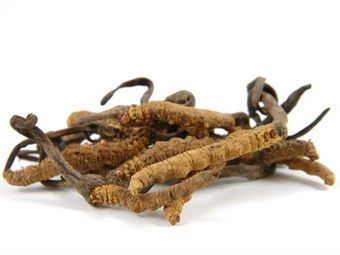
[90,162,271,225]
[283,157,335,185]
[67,110,128,140]
[129,123,283,195]
[90,169,220,213]
[261,139,319,165]
[119,101,236,138]
[3,133,150,186]
[3,160,57,186]
[110,136,216,180]
[163,195,191,225]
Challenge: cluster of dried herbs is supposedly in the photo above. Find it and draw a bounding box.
[3,77,335,225]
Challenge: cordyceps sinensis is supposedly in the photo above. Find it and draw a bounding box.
[67,77,197,135]
[3,127,158,187]
[91,162,277,225]
[74,101,236,138]
[67,78,151,131]
[108,136,217,181]
[4,79,198,188]
[8,114,218,207]
[100,77,196,107]
[4,77,335,225]
[244,77,335,185]
[128,122,284,195]
[127,91,288,195]
[236,139,335,185]
[7,113,282,225]
[67,78,234,138]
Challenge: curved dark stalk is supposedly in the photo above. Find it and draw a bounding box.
[247,77,278,124]
[281,84,311,113]
[260,92,288,138]
[287,108,330,140]
[10,114,105,201]
[100,77,154,105]
[262,84,311,125]
[16,126,92,162]
[4,139,35,172]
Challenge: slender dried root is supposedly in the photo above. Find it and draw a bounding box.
[282,157,335,185]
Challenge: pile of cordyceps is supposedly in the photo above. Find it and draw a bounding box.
[3,77,335,225]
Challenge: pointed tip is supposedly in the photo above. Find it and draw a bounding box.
[304,84,312,89]
[286,107,331,140]
[297,84,311,92]
[320,107,331,117]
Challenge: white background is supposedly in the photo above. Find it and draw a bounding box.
[0,1,339,254]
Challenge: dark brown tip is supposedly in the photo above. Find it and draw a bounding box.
[287,108,330,140]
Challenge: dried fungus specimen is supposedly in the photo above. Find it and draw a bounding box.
[128,91,287,195]
[128,122,284,195]
[110,136,216,180]
[3,77,335,225]
[3,129,151,186]
[282,157,335,185]
[75,101,236,138]
[100,77,196,107]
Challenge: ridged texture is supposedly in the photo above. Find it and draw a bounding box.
[163,195,191,225]
[120,101,236,138]
[3,134,149,186]
[3,160,58,186]
[283,157,335,185]
[111,136,216,180]
[90,169,219,213]
[262,139,319,165]
[129,123,283,195]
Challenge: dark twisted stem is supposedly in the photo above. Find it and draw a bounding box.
[10,114,105,201]
[262,84,312,125]
[247,77,278,125]
[101,77,154,105]
[287,108,330,140]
